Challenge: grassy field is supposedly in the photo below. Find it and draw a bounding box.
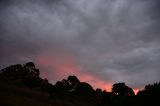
[0,83,66,106]
[0,82,93,106]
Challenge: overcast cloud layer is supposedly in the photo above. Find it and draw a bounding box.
[0,0,160,90]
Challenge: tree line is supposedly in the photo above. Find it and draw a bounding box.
[0,62,160,106]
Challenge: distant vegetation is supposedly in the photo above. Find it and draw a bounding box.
[0,62,160,106]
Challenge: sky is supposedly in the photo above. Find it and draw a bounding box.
[0,0,160,92]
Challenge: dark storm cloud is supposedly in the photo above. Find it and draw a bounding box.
[0,0,160,89]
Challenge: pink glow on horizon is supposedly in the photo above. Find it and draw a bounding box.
[133,89,139,95]
[35,51,139,93]
[77,73,112,91]
[36,52,79,79]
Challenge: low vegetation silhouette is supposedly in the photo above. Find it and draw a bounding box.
[0,62,160,106]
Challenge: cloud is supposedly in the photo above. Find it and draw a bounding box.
[0,0,160,90]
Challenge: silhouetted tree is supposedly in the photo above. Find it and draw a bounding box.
[1,64,23,80]
[24,62,40,78]
[112,82,135,96]
[76,82,94,97]
[25,62,35,68]
[0,62,52,90]
[95,88,103,95]
[137,83,160,97]
[136,83,160,105]
[53,81,69,96]
[67,75,80,92]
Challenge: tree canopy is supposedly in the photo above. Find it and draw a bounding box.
[112,82,135,96]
